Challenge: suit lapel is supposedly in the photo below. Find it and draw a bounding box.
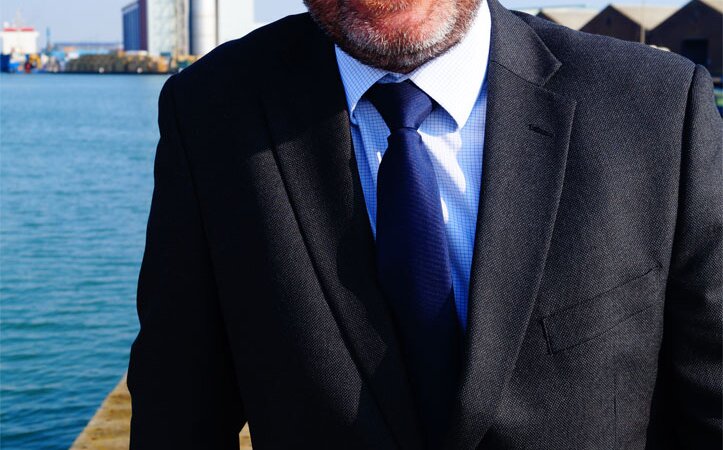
[260,20,423,450]
[259,6,576,448]
[445,1,577,448]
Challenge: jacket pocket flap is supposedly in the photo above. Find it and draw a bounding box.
[542,266,661,354]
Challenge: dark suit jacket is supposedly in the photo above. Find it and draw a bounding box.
[127,0,723,448]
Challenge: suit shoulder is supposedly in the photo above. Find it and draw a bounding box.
[514,11,696,89]
[170,13,316,97]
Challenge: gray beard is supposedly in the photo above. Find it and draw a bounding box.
[305,0,483,73]
[339,4,457,71]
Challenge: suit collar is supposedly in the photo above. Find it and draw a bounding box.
[486,0,561,86]
[335,0,492,129]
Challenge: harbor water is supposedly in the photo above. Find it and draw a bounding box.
[0,73,168,448]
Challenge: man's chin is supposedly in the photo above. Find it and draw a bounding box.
[335,38,444,74]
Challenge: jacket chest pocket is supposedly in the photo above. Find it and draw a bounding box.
[541,266,662,354]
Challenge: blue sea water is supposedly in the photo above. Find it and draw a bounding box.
[0,73,169,449]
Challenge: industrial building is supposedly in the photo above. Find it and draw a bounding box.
[121,0,188,57]
[122,2,143,51]
[580,4,678,43]
[647,0,722,76]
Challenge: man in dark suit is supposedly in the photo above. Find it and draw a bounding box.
[127,0,722,448]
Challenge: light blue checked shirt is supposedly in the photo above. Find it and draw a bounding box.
[335,2,492,331]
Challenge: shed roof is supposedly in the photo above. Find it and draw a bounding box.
[611,4,679,28]
[537,8,600,29]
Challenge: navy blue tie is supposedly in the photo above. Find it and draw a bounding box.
[367,80,461,448]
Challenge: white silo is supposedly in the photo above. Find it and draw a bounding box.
[190,0,218,56]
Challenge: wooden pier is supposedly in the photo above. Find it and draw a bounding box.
[70,374,252,449]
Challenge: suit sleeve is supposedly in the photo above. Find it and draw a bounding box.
[663,64,722,447]
[127,75,246,449]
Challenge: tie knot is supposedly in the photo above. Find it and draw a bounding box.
[365,80,434,131]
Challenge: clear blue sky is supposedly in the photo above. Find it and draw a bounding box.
[1,0,688,46]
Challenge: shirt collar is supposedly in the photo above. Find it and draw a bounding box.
[335,0,491,129]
